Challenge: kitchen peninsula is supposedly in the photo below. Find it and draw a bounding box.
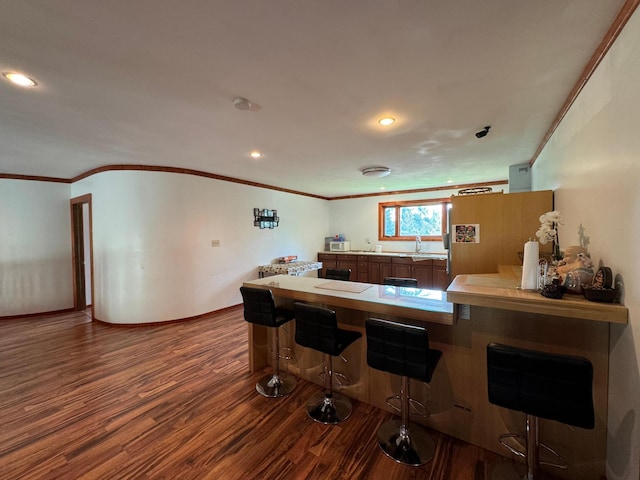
[442,267,627,480]
[243,268,627,480]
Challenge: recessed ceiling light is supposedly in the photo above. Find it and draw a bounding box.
[3,72,38,87]
[378,116,395,126]
[249,151,263,158]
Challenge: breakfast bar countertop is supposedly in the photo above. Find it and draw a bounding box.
[243,274,453,325]
[446,266,628,325]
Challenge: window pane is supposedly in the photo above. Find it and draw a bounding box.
[399,205,442,236]
[383,207,396,237]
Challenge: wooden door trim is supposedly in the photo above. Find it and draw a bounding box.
[70,194,94,318]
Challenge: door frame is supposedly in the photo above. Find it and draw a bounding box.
[70,194,94,318]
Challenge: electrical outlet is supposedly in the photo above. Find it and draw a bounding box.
[458,304,470,320]
[211,240,220,247]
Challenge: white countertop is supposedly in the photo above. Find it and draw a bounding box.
[243,274,453,325]
[319,251,447,260]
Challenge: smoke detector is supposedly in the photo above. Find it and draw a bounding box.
[362,167,391,178]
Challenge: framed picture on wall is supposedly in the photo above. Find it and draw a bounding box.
[453,224,480,243]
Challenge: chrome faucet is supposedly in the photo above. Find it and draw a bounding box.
[415,235,422,253]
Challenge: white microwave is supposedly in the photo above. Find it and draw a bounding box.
[330,241,351,252]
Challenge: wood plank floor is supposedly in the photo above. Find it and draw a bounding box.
[0,307,548,480]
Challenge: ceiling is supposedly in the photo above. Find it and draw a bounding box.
[0,1,629,198]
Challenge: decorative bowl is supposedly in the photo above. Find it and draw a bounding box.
[582,286,617,303]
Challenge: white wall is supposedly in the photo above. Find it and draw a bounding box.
[328,184,508,253]
[0,180,73,315]
[532,9,640,479]
[71,170,329,324]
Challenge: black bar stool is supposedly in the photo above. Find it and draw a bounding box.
[240,286,296,398]
[324,268,351,281]
[487,343,595,479]
[293,302,361,424]
[383,277,418,287]
[319,268,354,386]
[365,318,442,466]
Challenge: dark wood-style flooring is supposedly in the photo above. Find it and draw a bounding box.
[0,307,541,479]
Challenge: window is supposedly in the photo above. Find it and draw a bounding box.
[378,198,450,241]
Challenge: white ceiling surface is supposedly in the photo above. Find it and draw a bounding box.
[0,1,626,198]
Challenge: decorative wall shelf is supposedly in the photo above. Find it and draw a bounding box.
[254,208,279,229]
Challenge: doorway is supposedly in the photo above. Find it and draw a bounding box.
[70,194,93,317]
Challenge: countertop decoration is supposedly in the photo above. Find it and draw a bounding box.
[541,278,564,299]
[555,245,595,293]
[279,255,298,264]
[583,266,617,303]
[536,210,563,261]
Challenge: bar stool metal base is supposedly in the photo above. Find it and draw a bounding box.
[319,370,351,388]
[499,433,568,470]
[306,391,352,424]
[385,395,429,417]
[256,374,296,398]
[491,414,567,480]
[377,419,435,466]
[490,461,556,480]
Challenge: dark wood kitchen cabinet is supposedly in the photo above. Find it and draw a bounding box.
[362,255,392,284]
[317,253,336,278]
[391,257,433,289]
[357,256,369,282]
[432,259,450,290]
[336,254,358,280]
[318,253,448,289]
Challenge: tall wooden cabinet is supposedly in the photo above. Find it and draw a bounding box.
[449,190,554,277]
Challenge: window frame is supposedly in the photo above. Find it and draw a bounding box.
[378,197,451,241]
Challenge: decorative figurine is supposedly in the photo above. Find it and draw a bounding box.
[541,278,564,299]
[555,246,595,293]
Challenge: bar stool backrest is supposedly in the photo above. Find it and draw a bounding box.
[366,318,441,383]
[487,342,595,429]
[383,277,418,287]
[294,302,349,356]
[325,268,351,281]
[239,286,281,327]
